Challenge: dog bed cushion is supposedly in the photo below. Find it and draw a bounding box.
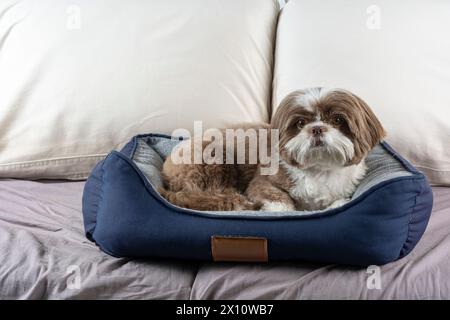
[82,134,433,266]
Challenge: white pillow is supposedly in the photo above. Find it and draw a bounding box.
[0,0,279,179]
[273,0,450,185]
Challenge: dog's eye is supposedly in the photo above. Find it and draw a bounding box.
[297,118,306,128]
[332,115,344,125]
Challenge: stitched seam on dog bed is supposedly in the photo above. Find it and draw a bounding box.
[129,136,139,159]
[398,178,424,259]
[380,141,420,174]
[92,157,107,247]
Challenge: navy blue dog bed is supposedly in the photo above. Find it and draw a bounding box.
[82,133,433,266]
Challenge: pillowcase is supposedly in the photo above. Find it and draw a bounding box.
[273,0,450,185]
[0,0,279,179]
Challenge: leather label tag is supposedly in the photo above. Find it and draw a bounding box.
[211,236,268,262]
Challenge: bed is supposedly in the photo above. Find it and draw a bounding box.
[1,179,449,299]
[1,0,449,300]
[83,134,433,266]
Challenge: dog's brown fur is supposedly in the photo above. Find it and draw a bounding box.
[160,123,269,210]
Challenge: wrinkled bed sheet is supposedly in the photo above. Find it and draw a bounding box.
[0,179,449,299]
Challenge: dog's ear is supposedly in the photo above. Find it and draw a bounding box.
[271,90,304,151]
[271,90,308,134]
[271,91,299,130]
[338,91,386,164]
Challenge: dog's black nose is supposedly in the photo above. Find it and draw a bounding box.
[310,126,325,136]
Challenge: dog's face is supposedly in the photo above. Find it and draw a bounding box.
[271,88,386,169]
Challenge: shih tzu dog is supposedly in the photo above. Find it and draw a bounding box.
[160,88,386,212]
[246,88,386,211]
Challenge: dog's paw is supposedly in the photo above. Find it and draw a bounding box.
[261,201,295,212]
[327,198,350,209]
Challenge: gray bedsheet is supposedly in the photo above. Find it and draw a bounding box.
[0,179,449,299]
[0,180,197,299]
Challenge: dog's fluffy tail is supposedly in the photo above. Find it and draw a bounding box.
[158,188,259,211]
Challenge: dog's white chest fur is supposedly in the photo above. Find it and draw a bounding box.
[281,161,367,211]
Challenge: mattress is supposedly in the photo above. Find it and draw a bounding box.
[1,179,449,299]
